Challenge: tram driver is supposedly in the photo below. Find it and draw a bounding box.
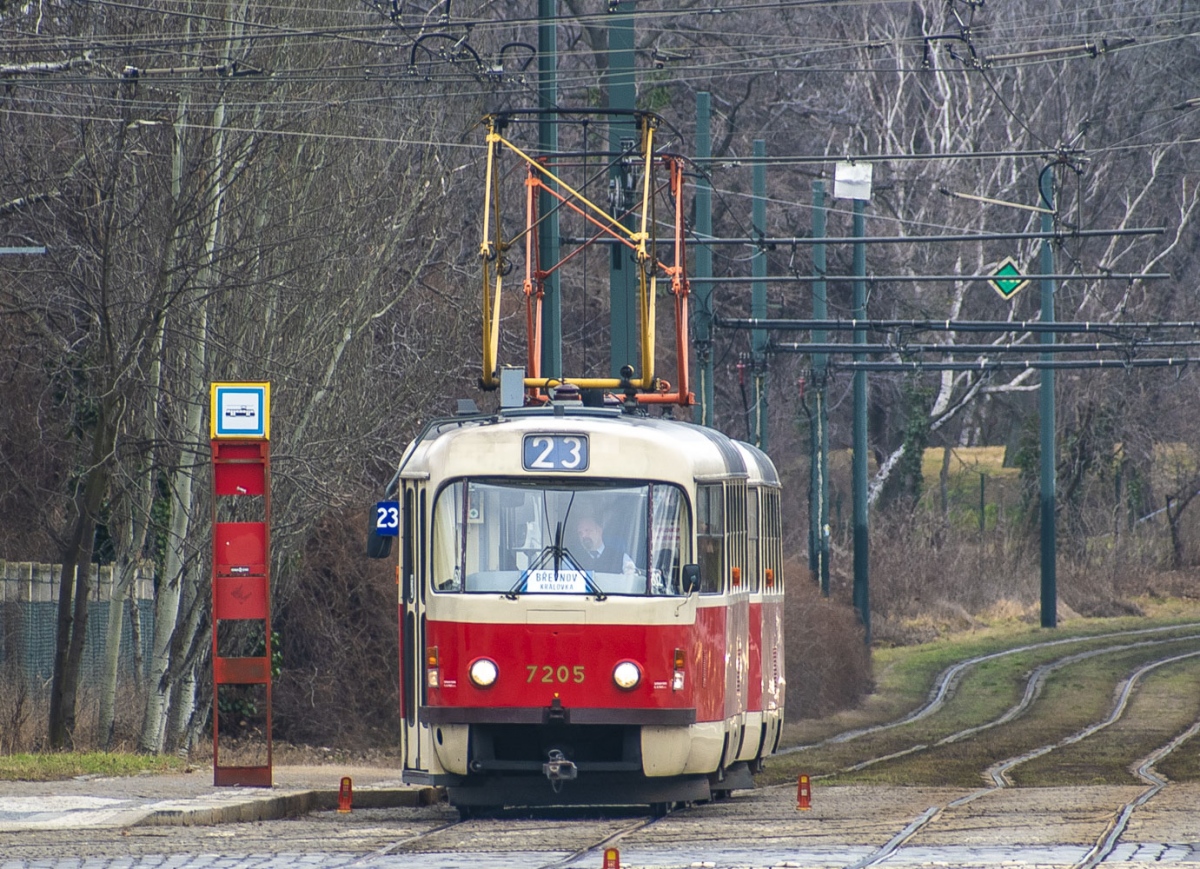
[572,514,635,576]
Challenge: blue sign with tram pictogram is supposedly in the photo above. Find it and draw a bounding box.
[211,382,270,439]
[374,501,400,536]
[522,434,589,471]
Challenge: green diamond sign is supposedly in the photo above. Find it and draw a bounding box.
[989,256,1029,299]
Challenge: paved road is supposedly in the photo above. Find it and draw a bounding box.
[2,774,1200,868]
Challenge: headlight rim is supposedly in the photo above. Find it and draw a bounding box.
[612,659,642,691]
[468,656,499,688]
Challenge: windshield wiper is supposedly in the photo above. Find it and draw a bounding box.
[504,522,606,600]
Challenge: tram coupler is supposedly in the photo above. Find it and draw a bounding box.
[543,749,578,782]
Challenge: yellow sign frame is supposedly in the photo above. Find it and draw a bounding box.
[210,381,271,440]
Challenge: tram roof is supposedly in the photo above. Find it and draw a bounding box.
[733,440,781,487]
[397,405,779,486]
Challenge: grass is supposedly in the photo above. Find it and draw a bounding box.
[765,609,1200,788]
[1018,657,1200,786]
[0,752,191,782]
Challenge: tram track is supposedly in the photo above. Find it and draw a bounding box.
[534,815,661,869]
[351,627,1200,869]
[369,625,1200,868]
[837,632,1200,776]
[372,625,1200,868]
[829,644,1200,869]
[359,810,662,867]
[349,817,464,863]
[778,621,1200,756]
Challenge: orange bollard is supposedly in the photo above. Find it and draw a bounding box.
[338,776,353,813]
[602,847,620,869]
[796,774,811,811]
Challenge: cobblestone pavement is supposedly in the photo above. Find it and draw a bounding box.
[1,781,1199,868]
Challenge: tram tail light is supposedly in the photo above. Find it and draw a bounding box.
[426,646,440,688]
[672,648,685,691]
[765,568,775,588]
[731,566,741,587]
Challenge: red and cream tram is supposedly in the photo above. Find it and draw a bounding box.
[369,391,785,814]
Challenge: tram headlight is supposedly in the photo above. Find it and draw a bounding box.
[469,657,499,688]
[612,660,642,691]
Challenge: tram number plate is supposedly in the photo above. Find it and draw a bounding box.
[522,434,589,472]
[527,664,586,684]
[374,501,400,536]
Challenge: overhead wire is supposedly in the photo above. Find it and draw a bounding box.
[4,0,1189,70]
[3,0,1196,180]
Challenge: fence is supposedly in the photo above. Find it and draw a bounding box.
[0,561,155,690]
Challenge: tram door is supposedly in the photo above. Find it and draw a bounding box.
[398,481,429,774]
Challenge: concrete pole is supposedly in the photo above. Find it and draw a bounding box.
[811,181,830,595]
[852,198,870,644]
[694,93,714,427]
[1039,168,1058,628]
[538,0,561,378]
[752,140,768,449]
[607,1,637,378]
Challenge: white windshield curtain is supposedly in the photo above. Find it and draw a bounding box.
[648,484,688,594]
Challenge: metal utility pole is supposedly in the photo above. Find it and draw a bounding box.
[851,198,870,644]
[607,0,637,378]
[751,140,768,449]
[1039,167,1058,628]
[810,181,830,595]
[538,0,561,378]
[694,93,714,427]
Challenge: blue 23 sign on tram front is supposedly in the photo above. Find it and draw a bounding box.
[523,434,589,471]
[374,501,400,536]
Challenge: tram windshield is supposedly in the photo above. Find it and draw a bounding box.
[431,480,692,596]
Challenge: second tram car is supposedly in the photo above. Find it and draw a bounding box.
[369,392,785,813]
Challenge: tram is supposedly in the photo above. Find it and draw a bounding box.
[368,387,785,813]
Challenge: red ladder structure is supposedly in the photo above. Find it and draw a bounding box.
[210,383,273,787]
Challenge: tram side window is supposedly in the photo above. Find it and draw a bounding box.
[747,490,760,593]
[648,484,691,595]
[696,484,724,594]
[431,483,463,591]
[766,488,783,591]
[724,482,747,592]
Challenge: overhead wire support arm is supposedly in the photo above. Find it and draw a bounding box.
[772,340,1200,356]
[832,358,1200,373]
[985,37,1136,65]
[714,317,1200,334]
[564,227,1164,247]
[690,147,1087,166]
[684,227,1165,246]
[699,272,1168,284]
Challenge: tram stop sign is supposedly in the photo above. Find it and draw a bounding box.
[989,256,1029,300]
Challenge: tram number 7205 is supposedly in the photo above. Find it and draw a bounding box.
[527,664,586,684]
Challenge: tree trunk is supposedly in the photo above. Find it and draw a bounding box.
[164,573,208,752]
[100,299,167,748]
[48,403,117,749]
[140,385,206,753]
[141,79,225,752]
[97,570,130,751]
